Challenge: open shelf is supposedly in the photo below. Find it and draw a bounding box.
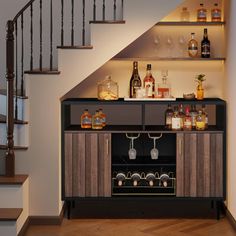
[111,57,226,61]
[156,21,225,26]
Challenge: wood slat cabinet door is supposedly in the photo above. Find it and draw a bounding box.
[176,133,223,197]
[64,132,111,198]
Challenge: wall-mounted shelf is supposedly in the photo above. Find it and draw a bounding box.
[111,57,226,61]
[156,21,225,26]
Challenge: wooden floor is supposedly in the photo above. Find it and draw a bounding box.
[25,218,236,236]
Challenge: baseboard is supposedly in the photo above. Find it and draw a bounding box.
[29,203,65,225]
[18,217,30,236]
[226,207,236,231]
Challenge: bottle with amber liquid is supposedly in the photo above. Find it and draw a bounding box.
[183,106,192,130]
[211,3,221,22]
[197,3,207,22]
[196,110,206,130]
[188,33,198,58]
[129,61,142,98]
[202,105,208,129]
[165,104,173,130]
[201,28,210,58]
[171,106,181,130]
[178,104,185,129]
[92,110,103,129]
[98,108,106,127]
[81,109,92,129]
[143,64,155,98]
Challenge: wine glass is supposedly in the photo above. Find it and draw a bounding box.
[153,35,161,56]
[178,35,187,57]
[165,35,174,57]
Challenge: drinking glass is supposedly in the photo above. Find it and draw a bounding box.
[178,35,187,57]
[165,35,174,57]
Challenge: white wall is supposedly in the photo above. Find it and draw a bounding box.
[225,0,236,221]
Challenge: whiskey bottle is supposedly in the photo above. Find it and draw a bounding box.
[197,3,207,22]
[129,61,142,98]
[190,105,197,129]
[180,7,190,22]
[81,109,92,129]
[171,106,181,130]
[202,105,208,129]
[157,70,170,98]
[178,104,185,129]
[211,3,221,22]
[188,33,198,58]
[183,106,192,130]
[201,28,210,58]
[143,64,155,98]
[165,104,173,130]
[98,108,106,127]
[92,110,103,129]
[196,110,206,130]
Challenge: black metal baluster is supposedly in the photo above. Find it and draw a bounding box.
[61,0,64,46]
[39,0,42,71]
[50,0,53,70]
[15,20,18,119]
[103,0,105,21]
[82,0,85,45]
[30,3,33,71]
[113,0,116,20]
[71,0,74,46]
[93,0,96,21]
[21,13,24,96]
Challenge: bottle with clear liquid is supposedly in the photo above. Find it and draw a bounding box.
[165,104,173,130]
[81,109,92,129]
[129,61,142,98]
[180,7,190,22]
[197,3,207,22]
[143,64,155,98]
[201,28,210,58]
[92,110,103,129]
[158,70,170,98]
[211,3,221,22]
[188,33,198,58]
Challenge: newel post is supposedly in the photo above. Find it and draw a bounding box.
[5,20,15,177]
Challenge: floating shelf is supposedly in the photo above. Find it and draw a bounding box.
[156,21,225,26]
[111,57,226,61]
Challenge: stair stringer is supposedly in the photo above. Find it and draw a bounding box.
[15,0,184,217]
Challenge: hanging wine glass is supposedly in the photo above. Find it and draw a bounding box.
[126,133,140,160]
[178,35,187,57]
[165,35,174,58]
[148,133,162,160]
[153,35,161,56]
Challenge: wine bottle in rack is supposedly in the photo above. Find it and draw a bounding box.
[116,172,126,186]
[131,172,141,186]
[146,172,156,187]
[159,173,170,187]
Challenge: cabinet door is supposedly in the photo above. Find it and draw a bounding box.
[176,133,223,197]
[64,132,111,197]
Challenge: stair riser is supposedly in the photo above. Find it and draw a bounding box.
[0,186,23,208]
[0,124,29,147]
[0,94,28,121]
[0,222,17,236]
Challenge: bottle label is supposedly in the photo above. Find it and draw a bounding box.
[82,117,92,125]
[198,10,207,20]
[212,11,221,19]
[202,44,210,55]
[144,81,153,97]
[172,118,181,129]
[196,121,205,129]
[184,119,192,129]
[190,114,197,127]
[188,47,198,57]
[166,117,172,125]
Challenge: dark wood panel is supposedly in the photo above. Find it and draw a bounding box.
[64,133,72,197]
[189,134,197,197]
[215,134,223,197]
[176,133,184,196]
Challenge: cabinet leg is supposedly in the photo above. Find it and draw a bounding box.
[66,201,71,219]
[216,200,221,220]
[211,200,214,209]
[72,200,75,208]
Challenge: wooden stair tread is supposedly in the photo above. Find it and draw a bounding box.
[0,89,28,99]
[0,114,28,125]
[57,45,93,49]
[24,69,60,75]
[0,145,28,150]
[0,175,28,185]
[0,208,23,221]
[90,20,126,24]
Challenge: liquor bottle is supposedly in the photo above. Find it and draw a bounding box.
[157,70,170,98]
[196,109,206,130]
[201,28,210,58]
[180,7,190,22]
[211,3,221,22]
[98,108,106,127]
[131,172,141,186]
[129,61,142,98]
[92,110,103,129]
[80,109,92,129]
[202,104,208,129]
[146,172,156,187]
[165,104,173,130]
[159,173,169,187]
[116,172,126,186]
[171,106,181,130]
[188,33,198,58]
[178,104,185,129]
[190,105,197,129]
[183,106,192,130]
[143,64,155,98]
[197,3,207,22]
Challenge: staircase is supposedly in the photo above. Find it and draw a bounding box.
[0,0,184,234]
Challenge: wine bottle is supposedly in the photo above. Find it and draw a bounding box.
[146,172,155,187]
[129,61,142,98]
[116,172,126,186]
[131,172,141,186]
[201,28,210,58]
[188,33,198,58]
[143,64,155,98]
[159,173,170,187]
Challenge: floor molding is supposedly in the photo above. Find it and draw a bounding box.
[226,207,236,231]
[18,217,30,236]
